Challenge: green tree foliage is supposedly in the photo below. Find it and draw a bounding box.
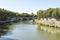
[0,8,18,21]
[37,8,60,19]
[19,12,37,17]
[0,8,37,21]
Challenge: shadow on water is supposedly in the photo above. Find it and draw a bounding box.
[0,23,16,40]
[0,23,13,37]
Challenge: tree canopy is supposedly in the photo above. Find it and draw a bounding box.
[0,8,36,21]
[37,8,60,19]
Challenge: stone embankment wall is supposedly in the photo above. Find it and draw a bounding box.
[36,18,60,34]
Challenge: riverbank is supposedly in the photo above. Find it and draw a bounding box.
[36,19,60,34]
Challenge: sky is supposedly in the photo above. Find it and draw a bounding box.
[0,0,60,14]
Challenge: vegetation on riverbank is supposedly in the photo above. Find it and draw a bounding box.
[0,8,36,21]
[37,8,60,19]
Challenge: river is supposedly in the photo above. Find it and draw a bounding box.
[0,21,60,40]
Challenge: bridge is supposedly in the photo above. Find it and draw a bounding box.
[15,17,37,21]
[0,17,37,24]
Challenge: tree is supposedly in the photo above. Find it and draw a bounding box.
[37,8,60,19]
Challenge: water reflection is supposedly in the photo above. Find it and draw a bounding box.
[37,26,60,40]
[0,23,11,36]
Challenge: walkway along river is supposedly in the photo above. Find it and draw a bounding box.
[0,21,60,40]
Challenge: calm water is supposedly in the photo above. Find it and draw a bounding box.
[1,22,60,40]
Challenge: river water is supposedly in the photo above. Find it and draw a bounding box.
[1,21,60,40]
